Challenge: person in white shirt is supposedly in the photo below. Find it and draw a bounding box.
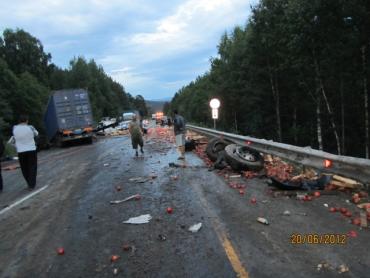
[11,115,39,190]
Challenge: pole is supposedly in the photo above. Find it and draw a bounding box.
[214,119,216,130]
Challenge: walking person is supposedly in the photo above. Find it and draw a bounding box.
[173,110,186,160]
[129,115,144,157]
[0,132,4,193]
[10,115,39,190]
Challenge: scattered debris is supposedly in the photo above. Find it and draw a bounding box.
[347,230,358,238]
[104,163,110,167]
[269,175,331,191]
[129,176,157,183]
[170,175,179,181]
[113,268,119,275]
[242,171,259,179]
[323,203,329,207]
[123,214,152,224]
[110,255,120,262]
[3,165,20,171]
[257,217,269,225]
[332,175,362,189]
[189,223,202,233]
[57,247,65,255]
[360,211,368,227]
[317,262,332,271]
[228,174,241,179]
[122,244,131,251]
[283,210,291,216]
[357,203,370,209]
[110,194,141,204]
[329,207,337,212]
[337,264,349,274]
[158,234,167,241]
[115,186,122,192]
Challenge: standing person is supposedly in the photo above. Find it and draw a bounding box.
[173,110,186,160]
[129,115,144,157]
[0,132,4,193]
[11,115,39,190]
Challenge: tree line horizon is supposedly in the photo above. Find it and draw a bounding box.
[165,0,370,159]
[0,28,148,139]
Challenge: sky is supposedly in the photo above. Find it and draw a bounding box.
[0,0,255,100]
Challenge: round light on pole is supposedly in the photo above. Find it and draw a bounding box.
[210,98,220,109]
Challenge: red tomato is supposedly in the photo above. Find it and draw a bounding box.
[314,191,321,197]
[239,190,245,195]
[347,230,358,238]
[351,218,361,226]
[57,247,65,255]
[345,211,352,217]
[166,207,173,214]
[134,195,141,201]
[111,255,120,262]
[340,208,347,214]
[329,207,337,212]
[250,197,256,204]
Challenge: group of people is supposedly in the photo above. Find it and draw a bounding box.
[0,115,39,193]
[0,110,186,193]
[128,109,186,160]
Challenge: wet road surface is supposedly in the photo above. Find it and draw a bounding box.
[0,128,369,278]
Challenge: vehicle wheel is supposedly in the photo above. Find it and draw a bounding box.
[224,144,264,171]
[55,136,64,148]
[206,138,232,162]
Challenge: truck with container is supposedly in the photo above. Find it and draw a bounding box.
[44,89,94,146]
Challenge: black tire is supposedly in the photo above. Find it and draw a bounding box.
[206,138,232,162]
[85,136,93,144]
[224,144,264,171]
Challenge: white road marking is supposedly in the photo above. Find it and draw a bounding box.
[0,185,49,216]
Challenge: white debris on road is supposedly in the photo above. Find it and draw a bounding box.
[123,214,152,224]
[189,223,202,233]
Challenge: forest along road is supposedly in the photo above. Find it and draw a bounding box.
[0,127,369,278]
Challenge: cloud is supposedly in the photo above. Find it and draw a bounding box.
[0,0,254,99]
[0,0,150,36]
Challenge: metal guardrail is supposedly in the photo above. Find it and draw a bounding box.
[187,124,370,185]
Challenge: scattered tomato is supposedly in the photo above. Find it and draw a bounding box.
[351,218,361,226]
[239,190,245,195]
[347,230,358,238]
[122,245,131,251]
[134,195,141,201]
[340,208,348,214]
[344,211,352,217]
[359,191,368,198]
[250,198,256,204]
[57,247,65,255]
[111,255,120,262]
[166,207,173,214]
[314,191,321,197]
[329,207,337,212]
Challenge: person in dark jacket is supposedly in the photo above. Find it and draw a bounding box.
[173,110,186,160]
[10,115,39,190]
[0,133,4,192]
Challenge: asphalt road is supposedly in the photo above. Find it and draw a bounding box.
[0,127,369,278]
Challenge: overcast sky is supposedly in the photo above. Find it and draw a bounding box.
[0,0,255,100]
